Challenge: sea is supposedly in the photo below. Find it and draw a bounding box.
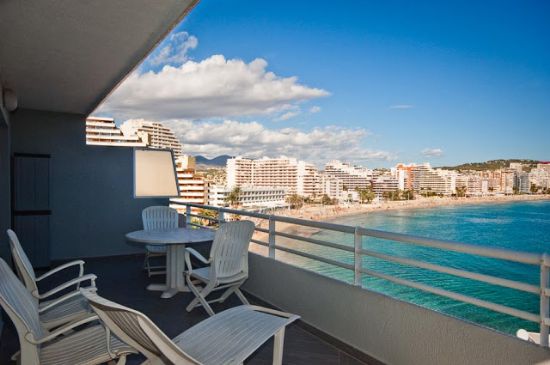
[273,200,550,334]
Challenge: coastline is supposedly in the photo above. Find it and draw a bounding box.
[250,194,550,243]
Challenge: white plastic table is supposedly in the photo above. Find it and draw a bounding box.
[125,228,215,299]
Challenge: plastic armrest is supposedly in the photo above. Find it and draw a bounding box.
[25,315,99,345]
[34,274,97,300]
[36,260,85,281]
[185,247,210,264]
[248,305,301,323]
[184,248,210,275]
[38,285,97,313]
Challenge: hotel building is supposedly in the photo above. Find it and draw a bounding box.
[119,119,184,158]
[227,156,320,197]
[372,175,400,198]
[323,160,373,190]
[208,184,287,210]
[86,116,146,147]
[175,155,207,205]
[410,163,456,195]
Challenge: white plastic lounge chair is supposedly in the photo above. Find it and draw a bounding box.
[0,258,135,365]
[81,289,300,365]
[185,220,255,316]
[7,229,98,329]
[516,329,549,344]
[142,206,179,277]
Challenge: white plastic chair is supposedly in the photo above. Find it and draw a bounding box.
[7,229,98,329]
[0,258,135,365]
[185,220,255,316]
[81,289,299,365]
[142,206,179,277]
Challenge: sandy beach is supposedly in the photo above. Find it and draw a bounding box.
[250,194,550,246]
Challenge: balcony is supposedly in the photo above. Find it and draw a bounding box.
[0,254,369,365]
[1,1,549,364]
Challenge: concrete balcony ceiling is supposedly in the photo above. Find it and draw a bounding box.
[0,0,198,115]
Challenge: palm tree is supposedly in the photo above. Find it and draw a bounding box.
[225,187,241,207]
[321,194,333,205]
[357,188,375,204]
[286,194,304,209]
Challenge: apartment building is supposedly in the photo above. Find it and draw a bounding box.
[500,169,517,194]
[530,167,550,189]
[208,184,286,209]
[227,156,320,197]
[411,163,456,195]
[226,157,253,188]
[175,155,207,205]
[394,163,415,191]
[323,160,373,190]
[456,174,489,196]
[120,120,184,158]
[86,116,146,147]
[372,175,400,198]
[320,174,344,200]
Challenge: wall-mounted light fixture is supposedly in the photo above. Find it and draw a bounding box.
[2,88,18,112]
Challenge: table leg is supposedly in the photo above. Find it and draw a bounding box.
[160,244,188,299]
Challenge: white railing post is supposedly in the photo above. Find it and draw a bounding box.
[540,253,549,347]
[268,216,276,258]
[185,205,192,227]
[354,227,362,286]
[218,209,225,225]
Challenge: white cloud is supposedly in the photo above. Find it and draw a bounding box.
[98,55,329,120]
[275,110,301,121]
[309,106,321,113]
[146,32,198,68]
[148,119,396,165]
[421,148,444,157]
[389,104,414,110]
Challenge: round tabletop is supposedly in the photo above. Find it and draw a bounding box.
[125,227,215,246]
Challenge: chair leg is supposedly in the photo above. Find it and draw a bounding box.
[234,287,250,305]
[186,276,216,316]
[218,285,238,303]
[185,275,202,310]
[272,327,286,365]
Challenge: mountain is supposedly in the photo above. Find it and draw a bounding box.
[439,159,540,171]
[195,155,231,167]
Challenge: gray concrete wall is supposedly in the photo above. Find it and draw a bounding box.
[10,109,163,260]
[244,254,550,365]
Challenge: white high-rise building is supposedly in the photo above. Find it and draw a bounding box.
[372,175,399,198]
[86,116,147,147]
[323,160,373,190]
[120,120,184,158]
[411,163,456,195]
[320,174,343,200]
[227,157,253,188]
[207,184,287,209]
[175,155,207,205]
[226,156,320,197]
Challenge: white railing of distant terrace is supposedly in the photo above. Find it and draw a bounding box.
[170,200,550,347]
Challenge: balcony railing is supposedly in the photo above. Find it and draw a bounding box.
[170,200,550,347]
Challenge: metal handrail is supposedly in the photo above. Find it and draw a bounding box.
[170,200,550,346]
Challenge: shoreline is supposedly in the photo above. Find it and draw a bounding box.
[250,194,550,243]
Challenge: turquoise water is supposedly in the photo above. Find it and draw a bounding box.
[274,200,550,334]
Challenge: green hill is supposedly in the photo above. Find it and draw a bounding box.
[439,159,540,171]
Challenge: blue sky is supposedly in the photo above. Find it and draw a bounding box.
[98,0,550,167]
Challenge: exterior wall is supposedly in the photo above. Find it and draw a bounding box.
[10,109,163,260]
[244,254,550,365]
[0,100,10,260]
